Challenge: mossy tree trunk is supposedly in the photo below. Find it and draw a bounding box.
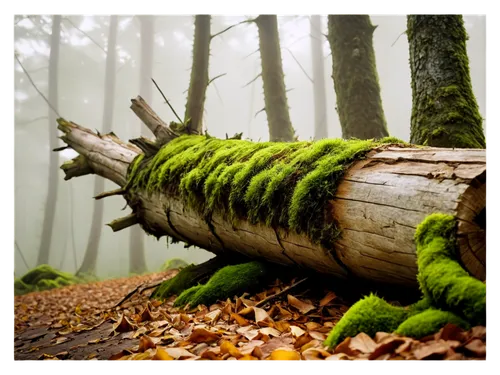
[407,15,485,148]
[327,15,389,140]
[310,15,328,140]
[255,15,295,142]
[184,15,211,134]
[37,15,61,266]
[128,15,155,275]
[77,16,118,275]
[56,101,486,286]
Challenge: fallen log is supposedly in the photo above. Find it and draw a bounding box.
[56,98,485,287]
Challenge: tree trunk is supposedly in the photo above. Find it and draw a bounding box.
[184,15,211,134]
[57,105,486,287]
[77,15,118,276]
[407,15,486,148]
[255,15,295,142]
[37,15,61,266]
[128,15,155,275]
[310,15,328,140]
[327,15,389,140]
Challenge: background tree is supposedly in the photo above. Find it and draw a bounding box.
[37,15,61,266]
[77,16,118,275]
[407,15,486,148]
[327,15,389,140]
[255,15,295,142]
[310,15,328,140]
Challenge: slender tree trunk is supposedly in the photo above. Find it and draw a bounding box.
[327,15,389,140]
[255,15,295,142]
[310,15,328,140]
[407,15,485,148]
[37,15,61,266]
[184,15,211,134]
[77,15,118,275]
[128,16,154,275]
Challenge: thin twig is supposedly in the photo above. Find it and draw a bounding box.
[391,30,407,47]
[151,78,184,124]
[17,116,48,126]
[243,73,262,88]
[211,19,254,40]
[15,53,61,118]
[212,81,224,106]
[15,241,30,271]
[254,107,266,118]
[207,73,226,87]
[63,17,107,54]
[242,48,260,61]
[255,277,309,308]
[113,277,170,308]
[284,47,313,83]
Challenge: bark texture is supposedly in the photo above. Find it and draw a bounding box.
[185,15,211,134]
[37,15,61,266]
[56,101,485,287]
[77,15,118,275]
[327,15,389,140]
[407,15,485,148]
[310,15,328,140]
[255,15,295,142]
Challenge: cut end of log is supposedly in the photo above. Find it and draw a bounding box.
[107,213,138,232]
[456,171,486,281]
[60,155,93,180]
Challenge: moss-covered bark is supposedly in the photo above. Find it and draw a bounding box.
[255,15,296,142]
[327,15,389,140]
[184,15,211,134]
[407,15,485,148]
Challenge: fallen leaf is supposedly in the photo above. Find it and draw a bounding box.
[253,307,273,325]
[270,349,301,360]
[138,335,156,352]
[239,354,258,360]
[319,291,337,306]
[308,331,326,341]
[287,295,315,314]
[301,347,331,360]
[334,337,360,357]
[305,322,322,331]
[413,340,450,360]
[368,337,407,360]
[260,327,282,337]
[113,314,137,333]
[204,309,222,324]
[163,347,196,360]
[188,328,220,343]
[290,325,306,338]
[220,340,243,359]
[463,338,486,357]
[231,313,250,326]
[260,336,294,359]
[153,347,174,360]
[349,332,377,354]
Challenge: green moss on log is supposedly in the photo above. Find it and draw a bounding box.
[160,258,189,271]
[324,213,486,348]
[173,261,270,308]
[407,15,485,148]
[127,135,404,247]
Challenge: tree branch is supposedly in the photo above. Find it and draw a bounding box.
[284,47,313,83]
[63,17,107,54]
[151,78,184,125]
[243,73,262,88]
[60,155,93,181]
[107,214,138,232]
[210,19,254,40]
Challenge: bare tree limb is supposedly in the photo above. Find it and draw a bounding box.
[210,19,254,40]
[391,30,407,47]
[255,277,309,308]
[207,73,226,87]
[284,47,313,83]
[94,188,126,200]
[242,73,262,88]
[63,17,107,54]
[107,214,138,232]
[151,78,184,125]
[254,107,266,118]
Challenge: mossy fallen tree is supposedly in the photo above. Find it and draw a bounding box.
[14,264,81,296]
[54,96,486,288]
[324,214,485,348]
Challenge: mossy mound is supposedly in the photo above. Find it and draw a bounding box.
[173,261,270,308]
[127,135,405,247]
[15,265,80,296]
[324,213,486,348]
[160,258,189,272]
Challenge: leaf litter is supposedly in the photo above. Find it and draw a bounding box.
[14,270,486,360]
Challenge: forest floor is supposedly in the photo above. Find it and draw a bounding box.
[14,269,486,360]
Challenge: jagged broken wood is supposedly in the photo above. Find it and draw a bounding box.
[107,213,138,232]
[56,99,486,287]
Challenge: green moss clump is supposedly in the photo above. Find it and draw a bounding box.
[15,265,79,296]
[126,135,402,247]
[395,309,470,339]
[160,258,189,272]
[174,261,270,308]
[324,294,409,348]
[173,285,204,307]
[324,213,486,349]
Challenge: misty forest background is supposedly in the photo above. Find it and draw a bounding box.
[14,15,486,279]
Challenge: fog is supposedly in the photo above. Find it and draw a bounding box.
[14,15,486,278]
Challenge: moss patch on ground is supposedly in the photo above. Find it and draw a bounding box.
[173,261,270,308]
[15,265,80,296]
[127,135,405,247]
[160,258,189,272]
[324,213,486,348]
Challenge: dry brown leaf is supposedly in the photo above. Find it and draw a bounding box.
[287,295,315,314]
[349,332,377,354]
[220,340,243,359]
[188,328,220,343]
[231,313,250,326]
[252,346,264,359]
[368,337,407,360]
[237,327,261,341]
[259,327,281,337]
[260,335,294,359]
[270,349,301,360]
[325,353,352,360]
[113,314,137,333]
[319,291,337,306]
[239,340,265,355]
[152,347,173,360]
[204,309,222,324]
[132,326,148,339]
[302,347,331,360]
[413,340,450,360]
[463,338,486,357]
[333,337,360,357]
[253,307,273,325]
[308,331,326,341]
[290,325,306,338]
[138,335,157,352]
[163,347,196,360]
[305,322,322,331]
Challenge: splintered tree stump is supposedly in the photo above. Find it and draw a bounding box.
[55,99,486,287]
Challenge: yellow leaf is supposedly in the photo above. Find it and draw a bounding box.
[270,349,301,360]
[153,348,174,360]
[220,340,242,359]
[239,354,258,360]
[319,291,337,306]
[231,313,250,326]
